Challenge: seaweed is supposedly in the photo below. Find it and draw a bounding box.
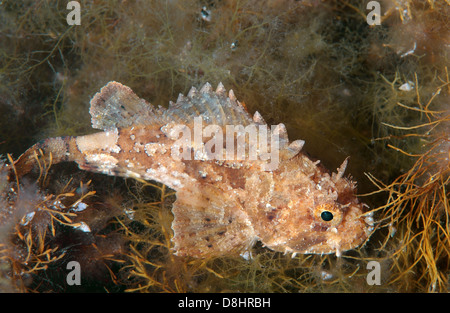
[367,67,449,292]
[0,150,125,292]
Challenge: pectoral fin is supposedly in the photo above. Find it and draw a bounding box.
[171,184,256,258]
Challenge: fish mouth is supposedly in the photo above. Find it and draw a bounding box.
[331,212,375,255]
[299,233,368,256]
[290,216,374,256]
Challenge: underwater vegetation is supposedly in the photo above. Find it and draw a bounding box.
[0,153,126,292]
[0,0,449,292]
[367,75,450,292]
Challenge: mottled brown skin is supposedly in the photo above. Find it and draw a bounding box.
[14,82,373,258]
[171,149,369,257]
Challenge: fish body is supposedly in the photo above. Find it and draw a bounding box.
[15,82,373,257]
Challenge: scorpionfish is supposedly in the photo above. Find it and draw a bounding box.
[14,82,374,258]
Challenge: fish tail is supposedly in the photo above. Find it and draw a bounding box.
[14,136,73,177]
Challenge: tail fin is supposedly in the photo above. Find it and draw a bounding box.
[14,137,72,177]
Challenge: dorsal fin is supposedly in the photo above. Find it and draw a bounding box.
[252,111,266,125]
[89,81,305,165]
[161,82,254,127]
[89,81,163,130]
[90,81,254,130]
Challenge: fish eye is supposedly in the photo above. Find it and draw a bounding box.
[320,211,334,222]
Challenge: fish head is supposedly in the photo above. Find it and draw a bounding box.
[294,200,373,256]
[262,158,374,257]
[286,176,374,256]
